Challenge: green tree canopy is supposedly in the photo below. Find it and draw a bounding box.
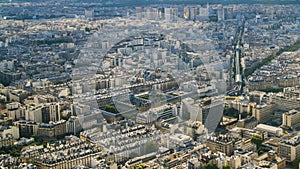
[291,157,300,169]
[251,135,263,148]
[223,165,232,169]
[204,163,218,169]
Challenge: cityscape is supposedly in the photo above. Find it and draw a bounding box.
[0,0,299,168]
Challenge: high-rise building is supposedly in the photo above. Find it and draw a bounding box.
[224,7,234,20]
[135,7,143,18]
[189,7,197,20]
[145,7,154,20]
[25,104,43,123]
[217,6,224,21]
[41,103,60,123]
[201,97,224,133]
[164,8,178,22]
[25,103,60,123]
[199,7,209,17]
[85,9,94,18]
[183,7,190,20]
[66,116,82,135]
[181,97,202,122]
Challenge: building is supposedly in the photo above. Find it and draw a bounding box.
[234,149,258,165]
[0,125,19,139]
[164,8,178,22]
[14,121,38,138]
[33,95,57,103]
[9,89,28,103]
[255,151,286,169]
[183,7,190,19]
[25,104,44,123]
[261,138,281,152]
[25,103,60,123]
[223,7,234,20]
[237,116,258,129]
[252,103,275,122]
[278,133,300,162]
[85,9,94,18]
[37,120,67,139]
[66,116,82,135]
[135,7,142,18]
[0,71,21,86]
[180,97,202,122]
[255,124,283,137]
[271,94,300,111]
[6,102,25,121]
[136,104,176,124]
[227,155,242,169]
[71,103,90,116]
[282,109,300,130]
[21,136,102,168]
[0,134,14,149]
[201,97,224,133]
[41,103,61,123]
[0,125,19,148]
[206,134,235,156]
[234,138,256,152]
[199,7,209,18]
[249,91,266,104]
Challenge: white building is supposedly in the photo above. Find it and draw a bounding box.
[255,124,283,137]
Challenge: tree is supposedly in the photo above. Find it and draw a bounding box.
[223,107,239,118]
[85,27,91,32]
[251,135,263,149]
[129,152,139,159]
[143,141,157,154]
[223,165,232,169]
[291,157,300,169]
[258,147,265,156]
[204,163,218,169]
[241,111,248,119]
[104,105,118,114]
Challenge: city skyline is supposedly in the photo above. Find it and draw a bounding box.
[0,1,299,169]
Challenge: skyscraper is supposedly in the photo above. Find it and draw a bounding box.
[164,8,178,22]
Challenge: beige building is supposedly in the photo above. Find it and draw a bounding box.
[234,138,256,152]
[0,135,15,148]
[255,124,283,137]
[282,109,300,130]
[271,94,300,111]
[6,102,25,121]
[237,116,258,129]
[21,136,102,168]
[35,153,100,169]
[25,104,44,123]
[0,126,19,139]
[37,120,66,139]
[206,134,235,156]
[252,103,275,122]
[278,133,300,162]
[14,121,38,138]
[255,151,286,169]
[25,103,60,123]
